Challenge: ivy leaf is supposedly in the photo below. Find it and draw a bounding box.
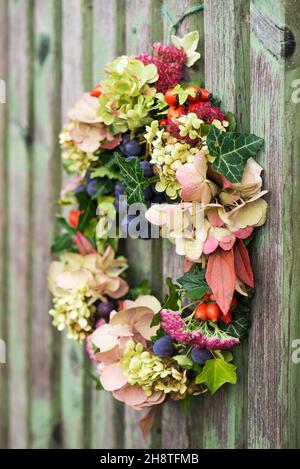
[152,278,179,327]
[195,358,237,394]
[163,277,180,310]
[173,355,193,369]
[115,153,148,204]
[91,178,116,199]
[91,166,122,180]
[207,126,264,183]
[177,265,208,301]
[220,295,251,339]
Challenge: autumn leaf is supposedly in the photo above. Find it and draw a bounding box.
[233,239,254,288]
[205,248,236,314]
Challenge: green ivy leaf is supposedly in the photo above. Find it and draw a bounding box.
[220,307,251,339]
[177,265,208,301]
[207,126,264,183]
[91,178,116,199]
[152,278,180,327]
[91,166,122,180]
[163,277,180,310]
[115,153,149,204]
[195,358,237,394]
[173,355,193,369]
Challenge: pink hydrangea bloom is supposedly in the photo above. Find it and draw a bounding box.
[160,309,240,350]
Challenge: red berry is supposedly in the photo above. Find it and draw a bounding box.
[90,84,102,97]
[220,311,233,324]
[164,88,179,106]
[69,209,82,228]
[194,303,208,321]
[203,293,211,301]
[206,303,221,322]
[160,118,169,126]
[167,105,185,123]
[186,86,211,103]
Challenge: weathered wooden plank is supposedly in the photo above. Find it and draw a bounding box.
[49,0,63,449]
[0,0,9,450]
[28,0,63,449]
[90,0,120,450]
[160,0,204,450]
[6,0,32,449]
[187,0,251,449]
[60,0,86,449]
[248,0,300,449]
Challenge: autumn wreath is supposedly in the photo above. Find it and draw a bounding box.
[48,31,267,436]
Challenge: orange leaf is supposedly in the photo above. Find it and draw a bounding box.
[140,408,156,441]
[233,239,254,288]
[206,248,236,314]
[73,231,96,255]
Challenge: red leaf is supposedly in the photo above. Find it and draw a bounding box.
[206,248,236,315]
[73,231,96,255]
[233,239,254,288]
[140,408,156,441]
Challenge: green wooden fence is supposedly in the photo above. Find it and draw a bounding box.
[0,0,300,449]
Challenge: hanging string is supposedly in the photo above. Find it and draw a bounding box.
[161,4,204,43]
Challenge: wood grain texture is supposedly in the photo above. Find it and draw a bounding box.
[160,0,204,450]
[1,0,300,450]
[123,0,164,450]
[0,0,9,449]
[188,0,251,449]
[248,0,300,448]
[90,0,121,449]
[6,0,32,448]
[60,0,86,449]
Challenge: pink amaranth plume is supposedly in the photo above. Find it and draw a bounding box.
[160,309,240,350]
[137,43,186,94]
[166,121,199,146]
[189,102,226,123]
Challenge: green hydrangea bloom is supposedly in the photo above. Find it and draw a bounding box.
[49,287,96,343]
[178,113,203,140]
[98,56,159,133]
[120,340,187,396]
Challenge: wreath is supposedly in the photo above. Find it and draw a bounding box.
[48,30,267,437]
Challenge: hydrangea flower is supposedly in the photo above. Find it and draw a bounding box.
[48,247,129,303]
[89,296,169,409]
[98,56,159,133]
[49,286,96,342]
[176,150,218,203]
[120,340,187,396]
